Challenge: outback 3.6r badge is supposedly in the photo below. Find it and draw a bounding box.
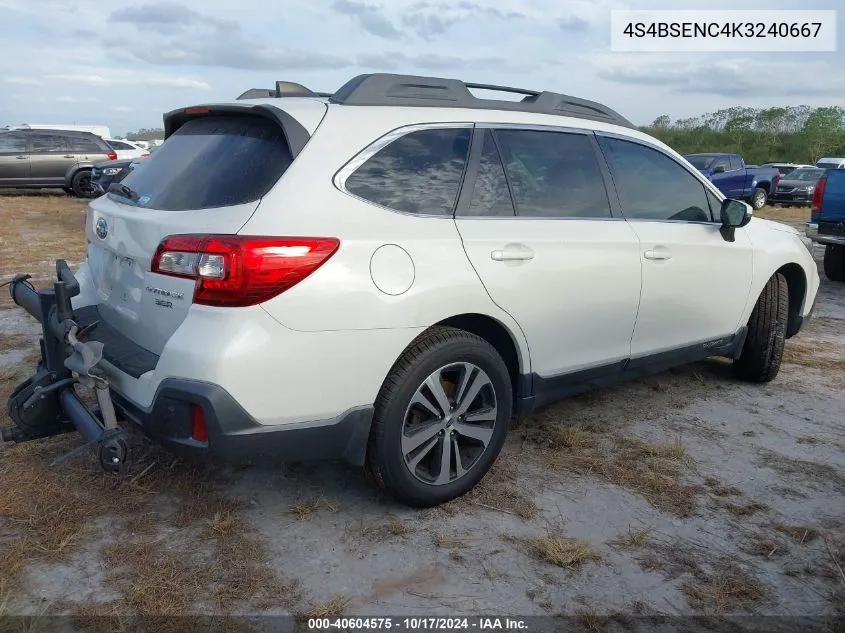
[146,286,184,309]
[95,217,108,240]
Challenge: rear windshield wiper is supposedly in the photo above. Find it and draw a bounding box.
[107,183,139,201]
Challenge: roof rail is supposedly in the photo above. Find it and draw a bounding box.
[328,73,633,128]
[236,82,333,101]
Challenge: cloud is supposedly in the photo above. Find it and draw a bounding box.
[357,51,526,72]
[47,72,211,89]
[331,0,403,40]
[128,44,351,71]
[4,76,42,85]
[57,95,99,103]
[401,12,458,41]
[557,15,589,31]
[109,2,236,31]
[592,55,845,98]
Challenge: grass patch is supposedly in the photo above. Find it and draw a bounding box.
[460,455,538,520]
[781,341,845,373]
[301,595,350,619]
[757,450,845,489]
[743,532,789,559]
[609,526,652,549]
[755,205,810,223]
[542,427,700,516]
[528,534,601,570]
[704,477,743,497]
[286,497,339,521]
[719,500,769,517]
[772,524,820,544]
[682,561,767,613]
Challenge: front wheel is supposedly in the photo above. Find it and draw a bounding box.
[366,327,512,507]
[823,244,845,282]
[749,188,767,210]
[734,273,788,383]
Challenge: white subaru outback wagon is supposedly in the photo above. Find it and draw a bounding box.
[5,74,820,507]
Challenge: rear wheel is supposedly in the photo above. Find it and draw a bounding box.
[71,170,95,198]
[366,327,512,507]
[734,273,788,383]
[823,244,845,282]
[750,188,767,210]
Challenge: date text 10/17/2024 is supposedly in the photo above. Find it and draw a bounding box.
[306,617,529,631]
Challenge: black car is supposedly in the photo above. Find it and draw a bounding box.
[769,167,826,207]
[90,158,142,196]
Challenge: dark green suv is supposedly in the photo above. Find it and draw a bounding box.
[0,128,117,197]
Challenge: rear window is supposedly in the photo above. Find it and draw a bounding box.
[108,140,134,150]
[111,115,292,211]
[817,162,843,169]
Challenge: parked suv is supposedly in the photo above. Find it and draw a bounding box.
[0,128,116,196]
[5,74,820,507]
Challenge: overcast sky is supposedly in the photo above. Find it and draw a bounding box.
[1,0,842,135]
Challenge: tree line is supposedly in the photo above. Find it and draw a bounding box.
[641,106,845,165]
[125,127,165,141]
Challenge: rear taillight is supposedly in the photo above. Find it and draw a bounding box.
[150,235,340,307]
[141,153,150,158]
[106,150,117,161]
[811,175,827,221]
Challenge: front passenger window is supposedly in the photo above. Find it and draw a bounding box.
[598,137,712,223]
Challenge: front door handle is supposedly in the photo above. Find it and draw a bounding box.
[64,155,75,158]
[491,246,534,262]
[15,155,27,160]
[644,248,672,261]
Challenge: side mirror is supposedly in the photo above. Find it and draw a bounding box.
[720,199,752,242]
[713,165,726,174]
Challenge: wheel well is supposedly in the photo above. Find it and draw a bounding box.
[777,263,806,338]
[434,313,523,399]
[758,182,770,193]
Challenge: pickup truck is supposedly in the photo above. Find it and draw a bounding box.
[807,168,845,282]
[684,153,780,210]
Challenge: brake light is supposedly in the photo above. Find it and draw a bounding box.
[185,107,210,115]
[106,150,118,161]
[811,175,827,221]
[141,153,150,158]
[151,235,340,307]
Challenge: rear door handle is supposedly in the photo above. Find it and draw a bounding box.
[15,155,27,160]
[644,248,672,261]
[64,155,75,158]
[491,246,534,262]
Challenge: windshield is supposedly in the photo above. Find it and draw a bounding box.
[685,155,715,170]
[788,169,825,182]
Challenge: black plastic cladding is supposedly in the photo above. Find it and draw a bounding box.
[235,73,633,128]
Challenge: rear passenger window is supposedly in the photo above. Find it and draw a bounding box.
[69,136,105,153]
[345,128,470,216]
[463,130,515,217]
[30,134,68,152]
[729,155,742,171]
[493,129,612,218]
[598,137,712,223]
[114,115,293,211]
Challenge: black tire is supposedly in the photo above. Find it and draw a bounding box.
[749,188,767,210]
[366,326,512,507]
[70,170,94,198]
[733,273,788,383]
[823,244,845,282]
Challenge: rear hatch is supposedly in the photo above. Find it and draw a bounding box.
[85,106,320,356]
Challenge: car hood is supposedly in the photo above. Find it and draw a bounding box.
[93,158,135,169]
[753,218,801,235]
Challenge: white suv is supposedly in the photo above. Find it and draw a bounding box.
[10,74,820,507]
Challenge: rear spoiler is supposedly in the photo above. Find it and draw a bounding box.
[161,103,312,159]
